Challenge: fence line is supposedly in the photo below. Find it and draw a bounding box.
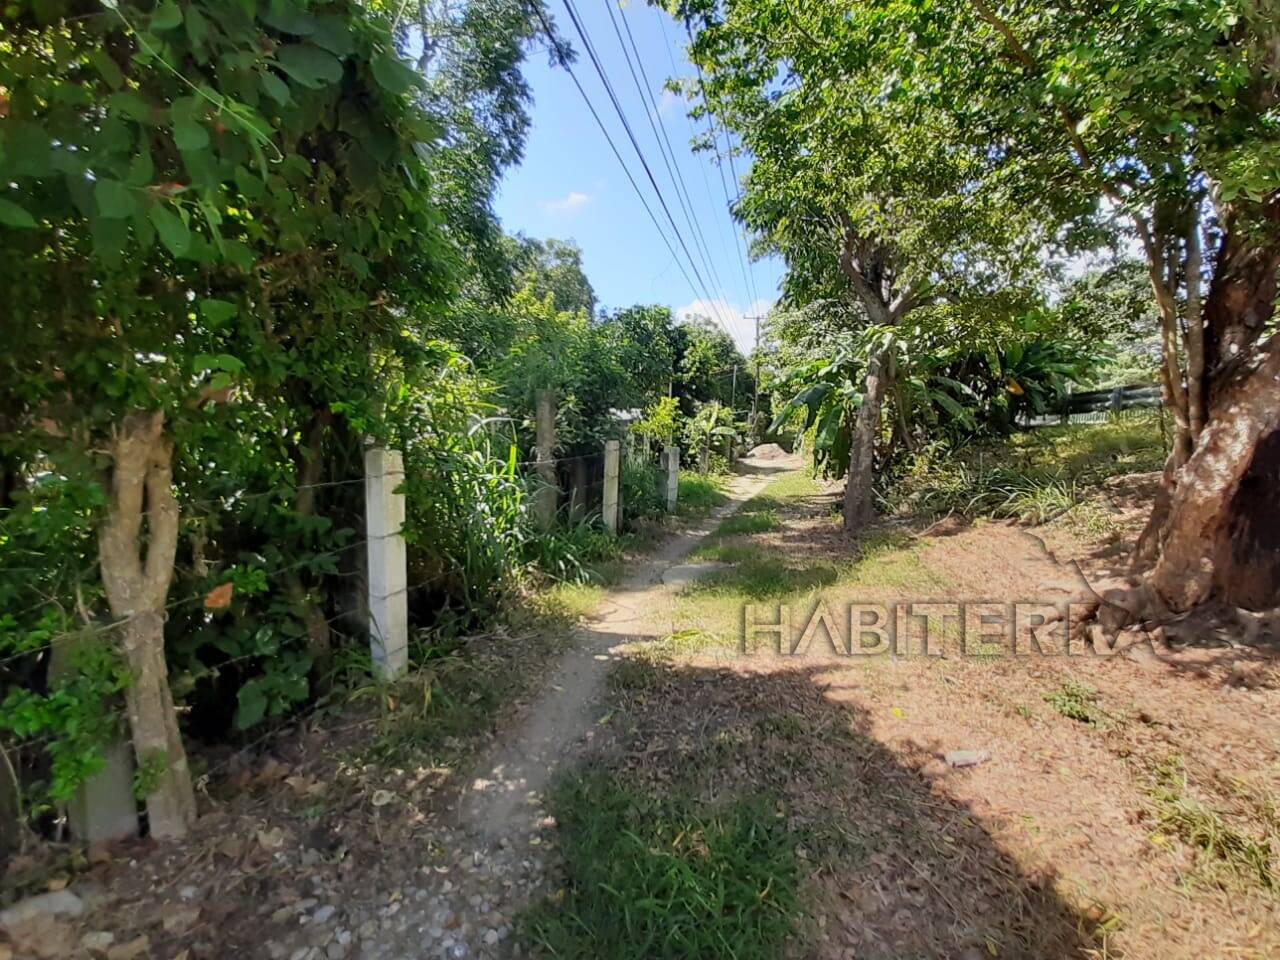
[1022,382,1162,428]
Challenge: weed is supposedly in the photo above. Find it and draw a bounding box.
[714,509,781,537]
[1043,679,1105,725]
[1148,757,1276,891]
[677,474,730,517]
[518,770,800,960]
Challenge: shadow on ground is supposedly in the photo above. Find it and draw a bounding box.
[548,623,1104,960]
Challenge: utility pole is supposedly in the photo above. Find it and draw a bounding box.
[745,315,764,437]
[730,364,737,409]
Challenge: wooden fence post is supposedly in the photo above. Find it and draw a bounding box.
[534,390,557,531]
[663,444,680,512]
[1110,386,1123,416]
[603,439,620,535]
[364,446,407,681]
[1061,385,1071,425]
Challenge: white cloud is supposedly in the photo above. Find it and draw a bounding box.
[543,191,593,214]
[675,297,775,356]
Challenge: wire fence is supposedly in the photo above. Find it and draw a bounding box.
[1021,383,1162,428]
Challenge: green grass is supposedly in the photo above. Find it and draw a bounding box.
[676,473,730,517]
[885,413,1165,523]
[1148,757,1277,892]
[518,771,800,960]
[713,509,781,537]
[1043,679,1106,725]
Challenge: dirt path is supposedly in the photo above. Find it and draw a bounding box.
[339,459,796,960]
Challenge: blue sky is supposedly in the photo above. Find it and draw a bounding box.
[492,1,782,355]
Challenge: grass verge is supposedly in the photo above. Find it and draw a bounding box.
[518,770,800,960]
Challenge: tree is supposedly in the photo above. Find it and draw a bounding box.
[855,0,1280,612]
[681,0,1042,529]
[1,0,454,836]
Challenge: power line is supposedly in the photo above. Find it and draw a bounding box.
[605,0,729,310]
[528,4,706,314]
[554,0,736,338]
[689,53,760,327]
[657,13,742,319]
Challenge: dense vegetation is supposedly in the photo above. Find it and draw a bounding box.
[0,0,757,838]
[1,0,1276,864]
[681,0,1279,615]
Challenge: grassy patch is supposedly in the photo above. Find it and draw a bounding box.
[1043,679,1106,725]
[885,414,1165,523]
[518,771,800,960]
[677,473,730,517]
[1148,757,1277,892]
[713,508,781,537]
[689,557,841,600]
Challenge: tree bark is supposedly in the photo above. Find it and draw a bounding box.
[1144,335,1280,611]
[1131,195,1280,614]
[97,411,196,840]
[843,347,888,531]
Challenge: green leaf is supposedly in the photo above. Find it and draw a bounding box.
[193,353,245,373]
[107,91,152,121]
[89,50,124,90]
[310,14,356,56]
[151,1,183,31]
[199,299,237,327]
[235,679,267,730]
[172,116,210,151]
[0,197,37,229]
[371,53,421,95]
[259,0,316,36]
[185,7,210,52]
[94,179,137,219]
[148,204,191,256]
[260,72,292,105]
[275,44,343,89]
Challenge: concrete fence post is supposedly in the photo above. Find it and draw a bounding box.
[1110,386,1123,416]
[534,389,557,531]
[663,444,680,512]
[364,446,408,681]
[49,637,138,842]
[603,439,621,535]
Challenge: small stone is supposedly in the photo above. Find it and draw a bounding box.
[326,943,346,960]
[0,889,84,927]
[483,930,499,946]
[81,932,116,955]
[313,905,337,924]
[179,885,199,901]
[944,750,989,768]
[163,905,201,934]
[105,936,150,960]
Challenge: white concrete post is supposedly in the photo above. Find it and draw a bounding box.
[602,440,621,535]
[663,444,679,512]
[534,390,557,531]
[364,447,408,681]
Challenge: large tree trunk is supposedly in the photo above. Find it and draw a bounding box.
[1131,195,1280,615]
[843,347,888,531]
[97,411,196,839]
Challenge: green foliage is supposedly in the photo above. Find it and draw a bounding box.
[518,770,800,960]
[632,396,681,447]
[676,473,729,516]
[527,518,623,585]
[1043,680,1105,726]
